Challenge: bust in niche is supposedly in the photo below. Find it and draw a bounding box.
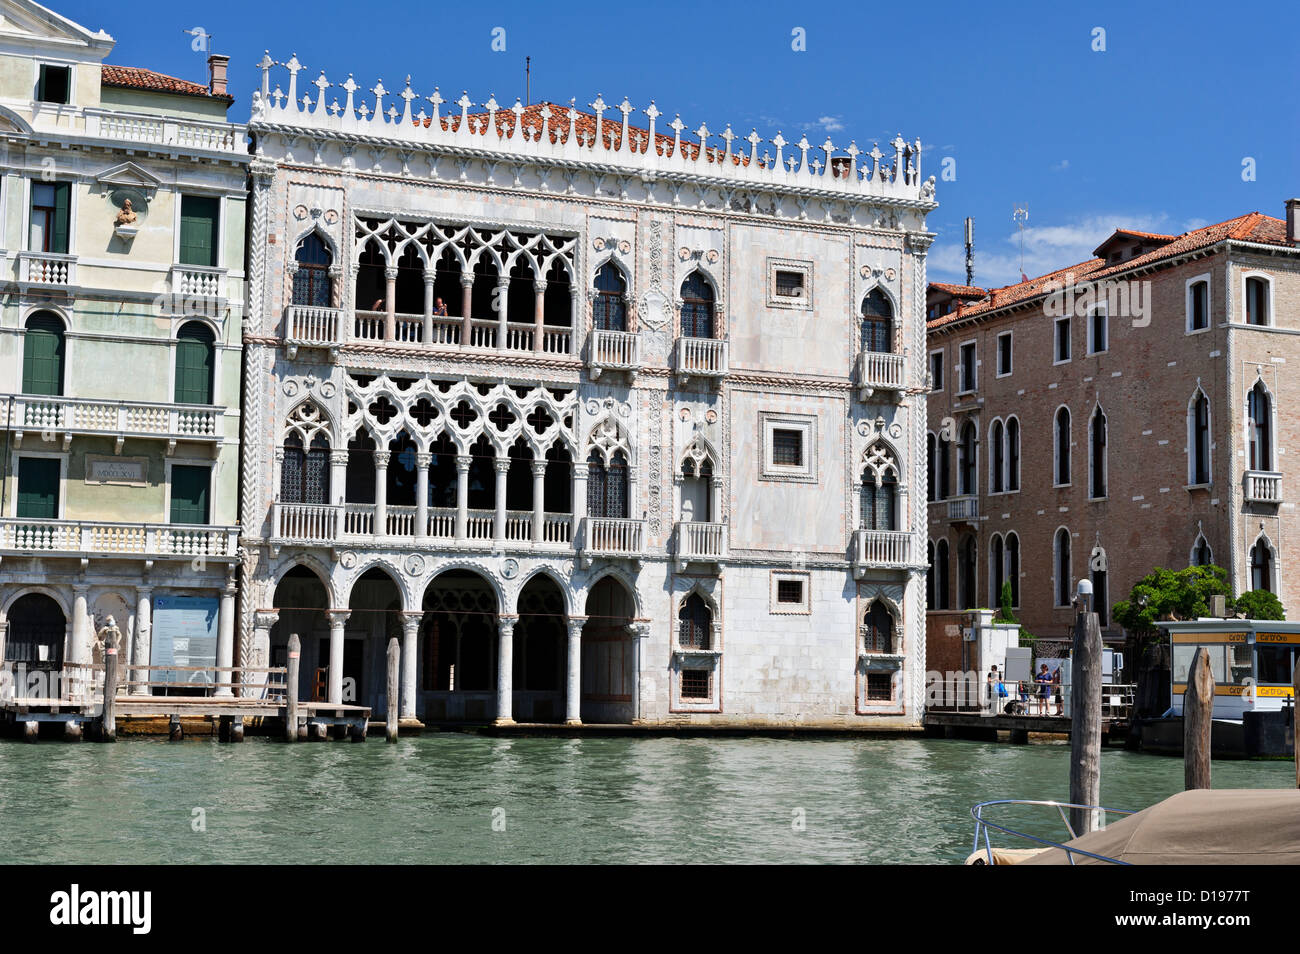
[113,198,140,240]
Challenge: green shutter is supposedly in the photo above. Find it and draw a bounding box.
[22,315,64,396]
[170,465,210,525]
[174,324,214,404]
[16,457,59,519]
[50,182,69,254]
[179,196,219,267]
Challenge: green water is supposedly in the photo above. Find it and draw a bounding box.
[0,736,1290,864]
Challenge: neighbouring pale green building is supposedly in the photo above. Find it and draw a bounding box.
[0,0,248,694]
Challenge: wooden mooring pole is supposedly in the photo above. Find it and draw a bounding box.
[1184,647,1213,790]
[285,633,301,743]
[101,643,118,743]
[386,637,399,743]
[1068,605,1102,835]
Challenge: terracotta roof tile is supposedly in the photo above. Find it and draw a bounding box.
[929,213,1292,331]
[101,65,233,103]
[929,282,986,298]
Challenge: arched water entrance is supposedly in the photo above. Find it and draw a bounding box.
[270,565,328,703]
[347,567,402,712]
[514,574,566,723]
[5,593,66,675]
[582,576,636,724]
[421,570,498,722]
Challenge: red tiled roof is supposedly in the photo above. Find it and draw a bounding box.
[928,213,1291,331]
[1091,227,1176,258]
[101,65,233,103]
[929,282,986,298]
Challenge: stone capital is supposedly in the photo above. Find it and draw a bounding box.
[455,455,473,471]
[374,450,392,466]
[326,609,351,628]
[497,614,519,635]
[565,616,588,637]
[400,611,424,634]
[254,609,280,630]
[416,452,433,467]
[530,461,548,477]
[493,459,511,474]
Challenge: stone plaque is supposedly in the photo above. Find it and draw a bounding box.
[86,456,148,486]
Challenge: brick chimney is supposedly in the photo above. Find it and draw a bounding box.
[207,54,229,97]
[1287,198,1300,247]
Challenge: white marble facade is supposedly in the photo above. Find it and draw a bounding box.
[240,58,937,726]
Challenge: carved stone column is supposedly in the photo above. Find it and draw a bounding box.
[531,460,547,543]
[493,457,509,543]
[460,276,474,345]
[422,271,435,343]
[400,611,421,720]
[496,279,510,349]
[70,583,90,666]
[326,609,350,705]
[455,454,471,541]
[495,614,518,725]
[374,450,390,538]
[246,609,279,699]
[215,576,237,697]
[415,452,432,540]
[384,266,398,340]
[132,585,153,696]
[572,460,589,539]
[533,280,547,354]
[565,616,586,725]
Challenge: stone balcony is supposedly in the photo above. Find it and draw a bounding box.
[946,495,979,523]
[17,251,77,290]
[271,501,574,551]
[84,108,246,154]
[577,516,647,567]
[851,528,914,578]
[283,304,344,358]
[587,329,641,379]
[0,394,221,453]
[169,264,228,308]
[0,518,238,560]
[675,337,728,384]
[854,350,906,400]
[1243,470,1282,505]
[673,520,727,573]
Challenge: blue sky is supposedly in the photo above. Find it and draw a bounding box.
[63,0,1298,288]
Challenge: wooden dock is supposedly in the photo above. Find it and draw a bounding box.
[0,658,369,742]
[924,709,1130,745]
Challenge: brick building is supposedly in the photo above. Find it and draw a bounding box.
[925,203,1300,641]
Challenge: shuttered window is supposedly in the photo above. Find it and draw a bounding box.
[22,313,64,395]
[29,181,70,253]
[170,465,210,525]
[17,457,60,519]
[179,195,220,267]
[174,322,215,404]
[36,65,71,104]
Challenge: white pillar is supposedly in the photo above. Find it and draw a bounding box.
[496,279,510,349]
[711,476,724,526]
[533,280,547,354]
[572,461,589,539]
[460,276,474,346]
[493,458,509,543]
[331,449,348,537]
[455,454,471,541]
[415,452,431,540]
[565,616,586,725]
[246,609,278,699]
[422,273,435,343]
[132,585,153,696]
[495,615,517,725]
[400,611,420,720]
[531,460,547,543]
[70,584,90,666]
[327,609,350,705]
[374,450,390,537]
[215,578,236,697]
[384,266,398,341]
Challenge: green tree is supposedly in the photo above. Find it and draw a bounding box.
[1234,589,1285,621]
[994,579,1017,624]
[1112,564,1232,635]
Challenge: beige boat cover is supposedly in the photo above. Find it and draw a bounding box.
[1022,789,1300,865]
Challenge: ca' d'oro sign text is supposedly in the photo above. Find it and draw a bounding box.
[49,884,151,935]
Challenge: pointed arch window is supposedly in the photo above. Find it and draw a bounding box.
[680,271,715,339]
[990,420,1005,494]
[1190,391,1210,485]
[677,593,712,650]
[938,437,951,500]
[990,534,1005,606]
[935,539,951,610]
[860,289,893,354]
[1006,533,1020,607]
[926,433,937,502]
[958,421,977,496]
[926,542,936,609]
[1248,382,1272,471]
[1250,538,1274,593]
[292,233,334,307]
[860,443,900,531]
[587,450,629,519]
[1192,535,1213,567]
[1055,529,1072,607]
[22,311,65,396]
[281,432,331,504]
[862,602,895,653]
[593,262,627,332]
[1006,417,1020,491]
[1089,405,1107,499]
[175,321,215,404]
[958,535,977,608]
[1245,277,1270,326]
[1055,407,1071,486]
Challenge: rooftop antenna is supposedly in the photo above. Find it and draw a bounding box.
[964,216,975,286]
[1013,202,1029,281]
[525,56,531,106]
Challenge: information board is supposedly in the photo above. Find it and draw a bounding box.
[150,595,219,688]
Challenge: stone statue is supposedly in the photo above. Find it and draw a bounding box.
[114,199,137,227]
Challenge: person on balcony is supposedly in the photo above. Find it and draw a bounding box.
[433,297,448,317]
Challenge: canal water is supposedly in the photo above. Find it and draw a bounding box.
[0,736,1290,864]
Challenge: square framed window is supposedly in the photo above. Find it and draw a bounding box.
[1087,309,1108,354]
[167,462,212,525]
[15,454,64,519]
[866,672,893,701]
[1186,274,1211,333]
[857,661,903,713]
[958,341,977,394]
[996,331,1013,377]
[929,350,944,391]
[1054,317,1071,364]
[759,413,817,482]
[770,571,812,614]
[766,258,813,310]
[179,195,220,268]
[36,64,71,105]
[680,668,712,701]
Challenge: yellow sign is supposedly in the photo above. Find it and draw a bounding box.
[1172,684,1295,698]
[1257,633,1300,645]
[1170,633,1248,644]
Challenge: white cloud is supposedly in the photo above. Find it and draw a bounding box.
[1051,159,1070,172]
[816,115,845,132]
[928,212,1206,288]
